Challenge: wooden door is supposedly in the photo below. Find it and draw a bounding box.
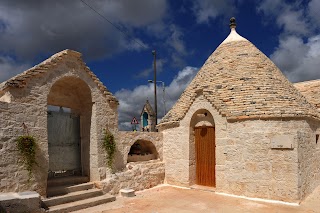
[195,126,215,187]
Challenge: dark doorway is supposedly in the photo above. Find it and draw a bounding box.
[47,108,81,177]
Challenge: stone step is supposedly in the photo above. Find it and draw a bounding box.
[43,188,103,207]
[47,176,89,187]
[47,194,116,213]
[47,182,95,197]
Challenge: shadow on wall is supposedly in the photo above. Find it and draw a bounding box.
[127,140,159,163]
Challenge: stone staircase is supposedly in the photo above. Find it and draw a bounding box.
[43,176,115,213]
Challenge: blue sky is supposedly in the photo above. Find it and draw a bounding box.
[0,0,320,130]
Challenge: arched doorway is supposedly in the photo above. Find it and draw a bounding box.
[190,109,215,187]
[47,76,92,179]
[195,126,215,187]
[142,112,149,128]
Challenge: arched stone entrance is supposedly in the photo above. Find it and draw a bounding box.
[190,109,215,187]
[47,76,92,179]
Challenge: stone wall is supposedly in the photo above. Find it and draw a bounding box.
[97,131,163,180]
[160,95,320,202]
[0,51,118,196]
[116,131,163,168]
[219,119,300,202]
[0,101,48,196]
[160,95,228,187]
[0,191,41,213]
[297,119,320,200]
[294,80,320,110]
[99,160,164,195]
[96,131,164,194]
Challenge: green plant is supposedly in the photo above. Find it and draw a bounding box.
[16,135,37,180]
[103,129,116,169]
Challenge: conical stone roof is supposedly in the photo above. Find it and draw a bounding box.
[159,18,320,127]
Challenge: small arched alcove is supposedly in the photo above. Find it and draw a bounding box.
[127,140,159,163]
[47,76,92,180]
[189,109,215,187]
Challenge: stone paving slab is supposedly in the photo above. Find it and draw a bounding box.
[72,184,320,213]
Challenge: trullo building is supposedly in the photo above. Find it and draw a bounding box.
[1,17,320,211]
[158,18,320,202]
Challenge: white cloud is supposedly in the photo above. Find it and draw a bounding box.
[0,0,167,60]
[277,9,309,36]
[135,58,166,78]
[192,0,236,24]
[308,0,320,27]
[100,0,168,27]
[271,35,320,82]
[257,0,320,82]
[167,25,186,54]
[166,24,189,67]
[0,56,30,83]
[115,66,198,130]
[258,0,310,36]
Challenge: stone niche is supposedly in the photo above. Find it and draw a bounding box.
[127,140,159,163]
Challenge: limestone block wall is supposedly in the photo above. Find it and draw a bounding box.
[99,160,165,195]
[294,80,320,110]
[160,95,313,202]
[160,95,228,187]
[0,191,41,213]
[297,119,320,200]
[0,52,118,196]
[97,131,164,195]
[220,119,301,202]
[0,101,48,196]
[114,132,162,171]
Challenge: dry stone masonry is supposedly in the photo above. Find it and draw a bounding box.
[1,17,320,211]
[294,80,320,110]
[159,18,320,203]
[0,49,164,211]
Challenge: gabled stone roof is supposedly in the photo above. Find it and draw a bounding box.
[0,49,118,103]
[294,80,320,110]
[140,100,155,116]
[159,20,320,127]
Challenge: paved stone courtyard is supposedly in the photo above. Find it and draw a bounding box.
[73,185,320,213]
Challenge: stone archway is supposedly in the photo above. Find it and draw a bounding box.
[47,76,92,178]
[127,140,159,163]
[189,109,215,186]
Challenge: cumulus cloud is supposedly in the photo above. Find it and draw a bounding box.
[192,0,236,24]
[258,0,310,36]
[0,0,167,60]
[308,0,320,28]
[115,66,198,130]
[257,0,320,82]
[135,58,166,78]
[167,25,186,54]
[0,57,30,82]
[165,24,189,67]
[271,35,320,82]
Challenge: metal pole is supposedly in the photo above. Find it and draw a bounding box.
[162,82,166,115]
[152,50,157,127]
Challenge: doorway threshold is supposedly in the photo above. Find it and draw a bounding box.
[190,184,216,192]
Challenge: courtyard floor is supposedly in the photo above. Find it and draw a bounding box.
[73,185,320,213]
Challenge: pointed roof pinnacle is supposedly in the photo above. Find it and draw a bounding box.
[229,17,236,29]
[221,17,248,45]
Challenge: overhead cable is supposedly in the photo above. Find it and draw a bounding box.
[80,0,148,49]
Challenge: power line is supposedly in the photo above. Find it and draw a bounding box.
[80,0,148,49]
